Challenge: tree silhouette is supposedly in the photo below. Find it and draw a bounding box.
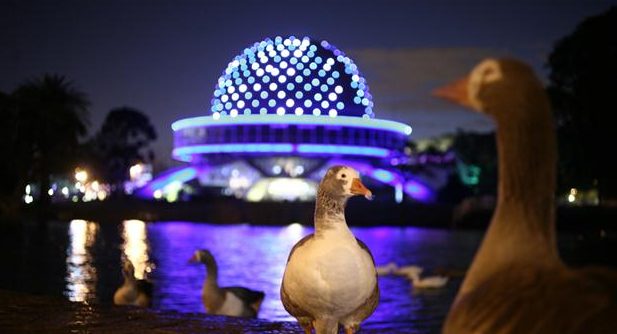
[10,74,90,217]
[547,6,617,203]
[92,106,157,195]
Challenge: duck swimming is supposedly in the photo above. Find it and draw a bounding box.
[281,165,378,334]
[113,260,153,307]
[435,58,617,333]
[190,249,265,318]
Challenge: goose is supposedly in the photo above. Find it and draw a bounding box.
[281,165,379,334]
[376,262,399,275]
[434,58,617,333]
[113,260,153,307]
[189,249,265,318]
[393,264,424,278]
[408,273,449,290]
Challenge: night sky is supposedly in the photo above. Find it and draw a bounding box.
[1,0,613,165]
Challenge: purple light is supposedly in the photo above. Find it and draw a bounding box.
[404,180,432,202]
[173,143,392,160]
[134,166,204,198]
[171,115,412,136]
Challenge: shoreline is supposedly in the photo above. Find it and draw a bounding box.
[15,198,617,232]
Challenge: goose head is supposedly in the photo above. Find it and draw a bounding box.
[189,249,216,266]
[320,166,373,201]
[121,260,136,279]
[433,58,548,121]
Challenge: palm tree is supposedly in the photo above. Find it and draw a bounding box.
[13,74,90,218]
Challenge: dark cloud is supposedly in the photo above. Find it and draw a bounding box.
[348,47,507,138]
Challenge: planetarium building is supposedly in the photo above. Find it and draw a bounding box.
[138,36,431,202]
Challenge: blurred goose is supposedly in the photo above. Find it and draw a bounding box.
[408,273,449,289]
[435,58,617,333]
[393,265,424,278]
[281,166,378,334]
[376,262,399,275]
[189,249,265,318]
[113,260,153,307]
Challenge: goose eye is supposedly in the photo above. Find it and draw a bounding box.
[341,173,346,178]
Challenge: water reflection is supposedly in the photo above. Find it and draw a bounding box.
[65,219,99,302]
[121,219,153,279]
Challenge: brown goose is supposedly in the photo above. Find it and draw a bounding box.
[113,260,153,307]
[435,58,617,333]
[189,249,265,318]
[281,165,379,334]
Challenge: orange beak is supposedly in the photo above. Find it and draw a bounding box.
[188,253,199,264]
[432,76,473,109]
[351,178,373,200]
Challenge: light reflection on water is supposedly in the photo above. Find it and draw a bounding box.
[65,219,99,302]
[121,219,154,279]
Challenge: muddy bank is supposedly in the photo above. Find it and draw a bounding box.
[0,290,411,333]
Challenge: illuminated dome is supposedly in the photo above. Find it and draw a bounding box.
[210,36,373,119]
[141,36,433,203]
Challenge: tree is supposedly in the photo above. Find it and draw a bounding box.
[547,7,617,203]
[11,75,90,217]
[92,107,157,194]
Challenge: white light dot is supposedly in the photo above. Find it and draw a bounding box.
[253,83,262,91]
[269,83,278,91]
[251,62,260,70]
[277,91,286,99]
[286,68,296,76]
[280,61,288,69]
[286,99,295,107]
[328,93,337,101]
[352,74,360,82]
[329,109,337,117]
[256,68,265,76]
[221,94,229,103]
[237,100,245,108]
[321,101,329,109]
[277,107,285,115]
[312,108,321,116]
[293,49,302,58]
[335,85,343,94]
[230,109,238,117]
[232,93,239,101]
[271,68,280,76]
[278,75,287,83]
[281,49,290,57]
[213,112,221,120]
[295,107,304,115]
[239,84,247,93]
[227,86,235,94]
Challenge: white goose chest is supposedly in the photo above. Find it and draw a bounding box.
[283,227,376,317]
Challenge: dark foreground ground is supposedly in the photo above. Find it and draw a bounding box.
[0,290,412,334]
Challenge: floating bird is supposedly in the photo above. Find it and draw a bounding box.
[408,273,449,290]
[376,262,399,275]
[393,265,424,279]
[189,249,265,318]
[113,260,153,307]
[434,58,617,333]
[281,165,379,334]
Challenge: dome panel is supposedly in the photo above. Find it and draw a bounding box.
[211,36,374,119]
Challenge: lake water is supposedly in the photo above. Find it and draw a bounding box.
[0,219,614,333]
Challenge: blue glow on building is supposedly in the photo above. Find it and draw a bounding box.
[138,36,433,203]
